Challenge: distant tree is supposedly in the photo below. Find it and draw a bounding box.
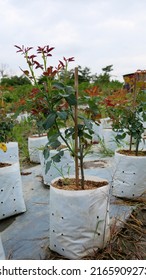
[102,65,113,74]
[0,63,8,79]
[0,75,31,86]
[94,64,113,85]
[78,66,92,83]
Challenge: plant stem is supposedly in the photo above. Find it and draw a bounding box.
[129,135,132,151]
[55,121,74,155]
[74,67,79,189]
[133,73,138,155]
[79,141,84,189]
[135,140,139,156]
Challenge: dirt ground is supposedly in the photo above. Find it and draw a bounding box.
[45,203,146,260]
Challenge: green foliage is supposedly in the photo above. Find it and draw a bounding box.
[0,84,33,114]
[103,84,146,155]
[0,115,14,142]
[93,64,113,86]
[1,75,31,86]
[98,136,114,157]
[14,44,129,182]
[14,44,97,189]
[78,66,92,83]
[11,119,37,165]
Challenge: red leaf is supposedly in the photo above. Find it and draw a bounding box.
[59,60,65,67]
[68,57,75,62]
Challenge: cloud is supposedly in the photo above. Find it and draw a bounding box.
[1,0,146,81]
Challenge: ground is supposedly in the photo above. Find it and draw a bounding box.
[21,159,146,260]
[1,156,146,260]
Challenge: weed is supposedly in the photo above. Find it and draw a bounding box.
[98,136,114,157]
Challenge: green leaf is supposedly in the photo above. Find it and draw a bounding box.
[43,146,50,160]
[115,132,126,142]
[57,111,68,120]
[85,120,93,131]
[65,127,74,138]
[83,132,93,140]
[65,93,77,106]
[49,139,61,149]
[45,160,52,174]
[80,116,93,131]
[47,128,59,138]
[53,81,65,90]
[43,112,56,129]
[65,85,75,95]
[52,150,64,163]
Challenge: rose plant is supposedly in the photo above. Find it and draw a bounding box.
[103,73,146,156]
[0,91,14,145]
[15,45,96,189]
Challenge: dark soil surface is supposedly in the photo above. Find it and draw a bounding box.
[52,178,108,190]
[117,150,146,156]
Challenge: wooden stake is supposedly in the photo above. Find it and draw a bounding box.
[74,67,79,188]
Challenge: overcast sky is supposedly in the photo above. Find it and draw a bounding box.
[1,0,146,81]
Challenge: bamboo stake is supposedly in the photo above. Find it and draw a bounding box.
[74,67,79,188]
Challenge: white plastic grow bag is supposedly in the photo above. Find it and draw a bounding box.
[101,128,118,151]
[39,149,74,185]
[49,175,110,259]
[100,118,112,129]
[112,150,146,198]
[0,235,5,260]
[0,142,19,163]
[100,128,130,152]
[142,121,146,136]
[91,122,102,143]
[0,162,26,220]
[16,112,30,123]
[28,134,48,163]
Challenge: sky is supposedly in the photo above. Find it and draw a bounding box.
[1,0,146,81]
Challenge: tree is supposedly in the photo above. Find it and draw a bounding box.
[0,63,8,79]
[0,75,31,86]
[94,64,113,85]
[78,66,92,83]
